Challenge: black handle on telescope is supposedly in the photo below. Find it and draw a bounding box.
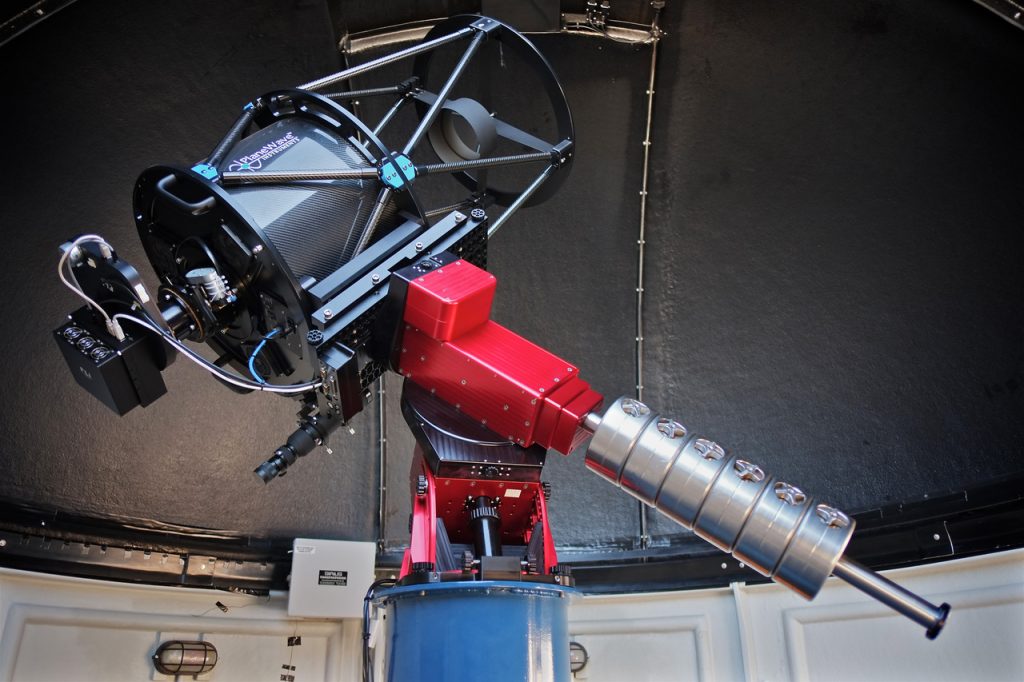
[155,174,216,216]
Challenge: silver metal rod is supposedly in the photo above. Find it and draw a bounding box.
[634,32,661,552]
[376,374,388,553]
[324,84,406,101]
[832,556,951,639]
[424,200,473,219]
[374,96,411,136]
[352,187,393,256]
[416,151,552,175]
[402,31,486,155]
[221,168,378,184]
[299,27,474,92]
[486,165,556,238]
[635,37,660,404]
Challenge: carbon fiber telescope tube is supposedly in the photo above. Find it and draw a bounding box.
[582,396,950,638]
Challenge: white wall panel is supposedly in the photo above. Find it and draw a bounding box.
[733,549,1024,682]
[568,587,745,681]
[2,548,1021,681]
[0,569,361,682]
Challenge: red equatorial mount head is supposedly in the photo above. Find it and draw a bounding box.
[386,253,603,583]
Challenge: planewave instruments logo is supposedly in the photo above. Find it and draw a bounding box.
[228,131,300,171]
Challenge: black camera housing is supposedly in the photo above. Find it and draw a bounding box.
[54,307,169,416]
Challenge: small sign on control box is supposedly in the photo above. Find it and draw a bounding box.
[318,570,348,586]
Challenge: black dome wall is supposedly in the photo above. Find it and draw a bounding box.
[0,0,1021,585]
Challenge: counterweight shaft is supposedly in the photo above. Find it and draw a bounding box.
[582,396,950,638]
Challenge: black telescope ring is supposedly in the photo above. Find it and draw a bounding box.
[135,164,325,385]
[135,89,423,386]
[412,15,575,207]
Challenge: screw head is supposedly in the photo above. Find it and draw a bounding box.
[656,418,686,438]
[815,503,851,529]
[733,459,765,482]
[323,309,333,319]
[620,398,649,417]
[415,242,424,252]
[774,482,806,505]
[694,438,725,461]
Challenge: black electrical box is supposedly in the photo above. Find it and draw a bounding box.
[54,307,168,415]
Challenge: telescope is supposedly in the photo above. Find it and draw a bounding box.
[52,14,949,680]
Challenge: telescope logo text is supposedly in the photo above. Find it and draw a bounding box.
[228,131,300,171]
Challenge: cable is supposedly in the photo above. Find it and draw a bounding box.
[362,578,396,682]
[113,313,321,394]
[248,329,281,384]
[116,313,319,394]
[58,234,126,340]
[565,22,658,45]
[59,234,321,394]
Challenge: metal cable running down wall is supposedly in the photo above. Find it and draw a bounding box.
[377,375,388,552]
[635,18,662,551]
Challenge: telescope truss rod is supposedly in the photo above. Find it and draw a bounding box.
[323,84,408,101]
[206,107,256,169]
[220,168,379,184]
[424,200,475,219]
[487,164,556,238]
[402,30,487,156]
[374,96,412,136]
[352,187,394,256]
[298,26,475,92]
[415,151,553,176]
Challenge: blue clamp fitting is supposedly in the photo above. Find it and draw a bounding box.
[378,153,416,190]
[191,163,219,181]
[243,101,255,111]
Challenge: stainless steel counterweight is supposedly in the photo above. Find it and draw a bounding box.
[583,396,951,639]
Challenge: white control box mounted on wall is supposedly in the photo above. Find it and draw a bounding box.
[288,539,377,619]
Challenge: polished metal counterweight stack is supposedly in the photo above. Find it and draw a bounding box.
[583,396,950,638]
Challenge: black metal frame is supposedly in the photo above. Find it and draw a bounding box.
[411,15,575,207]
